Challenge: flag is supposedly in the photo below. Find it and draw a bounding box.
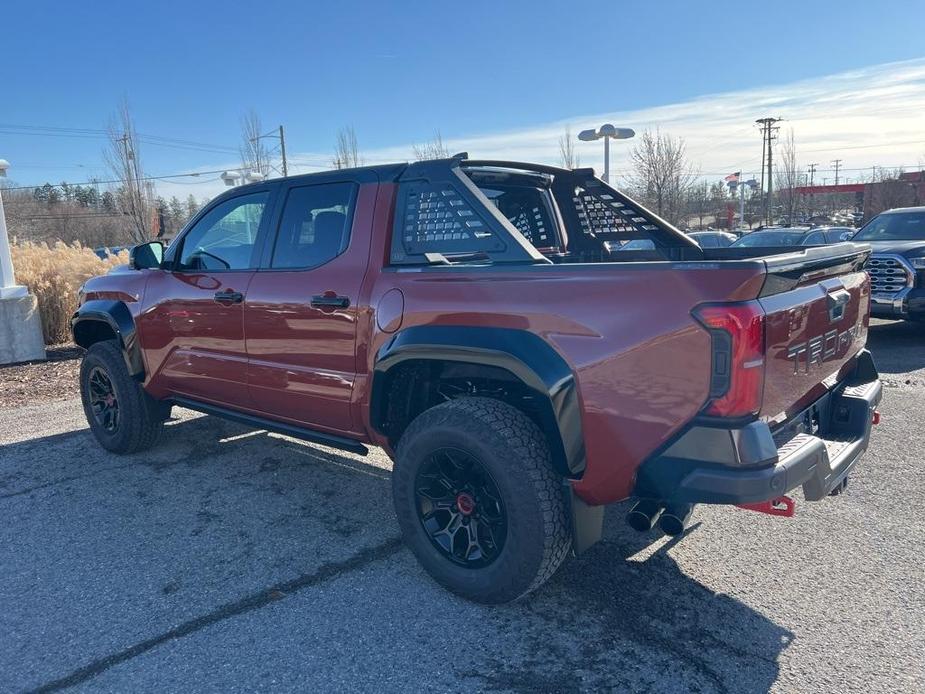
[724,172,741,182]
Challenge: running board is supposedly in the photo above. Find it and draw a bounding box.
[169,397,369,456]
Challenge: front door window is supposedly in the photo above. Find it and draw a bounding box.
[176,193,268,271]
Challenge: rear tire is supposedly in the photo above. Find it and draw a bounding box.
[80,340,167,454]
[392,397,571,603]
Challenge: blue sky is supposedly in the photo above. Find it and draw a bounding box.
[2,0,924,197]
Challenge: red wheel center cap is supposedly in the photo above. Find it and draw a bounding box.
[104,395,115,406]
[456,492,476,516]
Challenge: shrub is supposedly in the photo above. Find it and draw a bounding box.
[10,241,128,344]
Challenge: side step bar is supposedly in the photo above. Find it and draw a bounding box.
[169,397,369,456]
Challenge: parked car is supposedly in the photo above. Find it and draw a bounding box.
[687,231,737,248]
[92,246,128,260]
[852,206,925,322]
[811,226,856,242]
[730,227,843,248]
[72,157,881,603]
[615,238,655,251]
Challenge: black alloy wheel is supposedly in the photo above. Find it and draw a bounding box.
[87,365,120,433]
[415,447,507,568]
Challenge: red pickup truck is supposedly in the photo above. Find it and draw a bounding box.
[73,156,881,603]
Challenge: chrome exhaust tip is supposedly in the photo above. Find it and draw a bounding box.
[626,499,665,532]
[658,503,694,537]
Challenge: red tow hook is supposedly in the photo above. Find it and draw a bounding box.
[737,495,796,517]
[872,410,881,425]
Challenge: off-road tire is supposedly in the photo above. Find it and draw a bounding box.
[393,397,572,603]
[80,340,167,454]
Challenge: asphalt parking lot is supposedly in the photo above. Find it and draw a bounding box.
[1,319,923,693]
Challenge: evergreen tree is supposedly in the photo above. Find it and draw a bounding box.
[186,194,200,218]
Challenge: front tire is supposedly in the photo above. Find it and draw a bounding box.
[392,397,571,603]
[80,340,167,454]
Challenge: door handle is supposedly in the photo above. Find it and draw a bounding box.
[826,288,850,322]
[214,290,244,305]
[310,294,351,309]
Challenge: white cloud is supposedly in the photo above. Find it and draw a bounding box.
[159,58,925,199]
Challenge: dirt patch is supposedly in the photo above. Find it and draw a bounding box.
[0,344,84,408]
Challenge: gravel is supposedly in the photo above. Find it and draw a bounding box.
[0,344,83,408]
[0,320,922,692]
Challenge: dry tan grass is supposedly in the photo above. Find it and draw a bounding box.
[11,241,128,344]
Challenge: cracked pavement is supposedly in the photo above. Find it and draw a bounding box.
[1,319,924,692]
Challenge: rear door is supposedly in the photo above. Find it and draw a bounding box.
[140,189,275,405]
[243,175,375,435]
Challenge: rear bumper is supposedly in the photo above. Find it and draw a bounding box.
[634,350,881,505]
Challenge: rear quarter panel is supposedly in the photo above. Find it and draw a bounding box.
[364,261,766,505]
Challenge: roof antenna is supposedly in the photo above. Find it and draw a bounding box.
[451,152,469,161]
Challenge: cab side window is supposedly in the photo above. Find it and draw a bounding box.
[176,192,268,271]
[270,183,356,269]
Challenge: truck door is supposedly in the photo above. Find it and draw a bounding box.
[139,189,273,406]
[243,178,375,436]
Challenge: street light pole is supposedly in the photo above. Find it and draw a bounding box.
[577,124,635,183]
[221,169,267,187]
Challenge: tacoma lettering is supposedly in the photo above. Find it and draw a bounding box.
[787,325,860,374]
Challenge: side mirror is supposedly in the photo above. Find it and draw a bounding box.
[129,241,164,270]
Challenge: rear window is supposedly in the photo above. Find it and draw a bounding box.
[271,183,356,269]
[733,231,805,247]
[479,185,555,248]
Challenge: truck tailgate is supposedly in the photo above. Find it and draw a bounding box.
[757,246,871,424]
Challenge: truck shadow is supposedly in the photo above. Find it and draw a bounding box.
[2,411,790,693]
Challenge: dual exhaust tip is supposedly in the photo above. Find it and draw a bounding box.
[626,500,693,537]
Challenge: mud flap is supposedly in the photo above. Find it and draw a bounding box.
[566,484,604,555]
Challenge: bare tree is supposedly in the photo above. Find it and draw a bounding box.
[627,129,696,226]
[866,167,915,218]
[103,100,150,243]
[774,129,804,224]
[239,109,272,177]
[332,126,361,169]
[412,130,450,161]
[558,126,580,169]
[709,181,730,228]
[686,181,710,229]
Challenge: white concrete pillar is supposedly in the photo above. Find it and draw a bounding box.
[0,188,28,299]
[0,161,46,364]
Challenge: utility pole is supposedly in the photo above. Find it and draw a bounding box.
[808,163,818,187]
[278,125,288,177]
[756,117,781,224]
[807,163,818,217]
[758,133,767,205]
[832,158,842,186]
[251,125,289,177]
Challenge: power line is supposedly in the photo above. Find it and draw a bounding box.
[0,123,240,154]
[0,168,238,192]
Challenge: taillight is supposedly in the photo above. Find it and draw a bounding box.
[693,301,766,417]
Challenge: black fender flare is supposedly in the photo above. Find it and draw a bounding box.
[71,300,145,378]
[371,325,585,477]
